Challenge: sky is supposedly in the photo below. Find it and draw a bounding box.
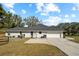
[2,3,79,26]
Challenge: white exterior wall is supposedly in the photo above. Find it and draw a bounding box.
[47,34,60,38]
[5,33,8,36]
[47,33,63,38]
[61,33,63,38]
[5,32,63,38]
[22,33,31,38]
[5,33,20,37]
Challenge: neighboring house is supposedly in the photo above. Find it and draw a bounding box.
[5,24,64,38]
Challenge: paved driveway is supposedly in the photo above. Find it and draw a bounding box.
[24,38,79,56]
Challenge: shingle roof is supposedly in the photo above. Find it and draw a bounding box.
[6,24,64,33]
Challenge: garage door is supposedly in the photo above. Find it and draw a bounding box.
[47,34,60,38]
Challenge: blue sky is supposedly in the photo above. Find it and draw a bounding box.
[2,3,79,26]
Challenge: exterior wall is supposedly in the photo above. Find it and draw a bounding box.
[47,34,60,38]
[5,32,63,38]
[5,33,20,38]
[46,33,63,38]
[36,33,46,38]
[60,33,63,38]
[22,33,31,38]
[5,33,31,38]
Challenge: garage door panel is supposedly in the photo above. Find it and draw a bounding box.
[47,34,60,38]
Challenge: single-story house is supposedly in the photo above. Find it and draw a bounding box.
[5,24,64,38]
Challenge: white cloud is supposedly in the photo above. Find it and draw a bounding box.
[29,4,32,7]
[64,14,76,18]
[35,3,44,13]
[42,15,74,26]
[72,3,79,11]
[71,14,76,17]
[4,3,15,9]
[64,14,69,18]
[72,7,76,11]
[45,3,60,13]
[10,9,16,14]
[3,3,16,14]
[43,16,62,26]
[75,3,79,10]
[40,12,48,16]
[36,3,60,16]
[21,9,26,14]
[63,18,71,23]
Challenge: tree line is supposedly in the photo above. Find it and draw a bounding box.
[57,22,79,36]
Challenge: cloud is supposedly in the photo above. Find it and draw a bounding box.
[35,3,44,13]
[45,3,60,13]
[72,7,76,11]
[72,3,79,11]
[21,9,26,14]
[64,14,69,18]
[35,3,60,16]
[63,18,71,23]
[43,16,62,26]
[71,14,76,17]
[40,12,48,16]
[4,3,15,9]
[3,3,16,14]
[10,9,16,14]
[64,14,76,18]
[63,14,76,23]
[42,14,74,26]
[29,4,32,7]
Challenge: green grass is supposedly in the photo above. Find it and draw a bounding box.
[0,38,67,56]
[67,36,79,43]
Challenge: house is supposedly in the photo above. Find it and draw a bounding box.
[5,24,64,38]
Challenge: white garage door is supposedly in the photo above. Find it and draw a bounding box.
[47,34,60,38]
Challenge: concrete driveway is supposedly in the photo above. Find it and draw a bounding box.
[24,38,79,56]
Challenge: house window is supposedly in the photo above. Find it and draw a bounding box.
[39,31,42,34]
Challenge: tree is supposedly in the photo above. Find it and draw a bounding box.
[11,14,22,27]
[0,10,22,28]
[57,22,79,36]
[0,4,7,19]
[0,4,7,28]
[24,16,40,27]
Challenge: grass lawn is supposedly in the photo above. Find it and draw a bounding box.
[0,38,67,56]
[67,36,79,43]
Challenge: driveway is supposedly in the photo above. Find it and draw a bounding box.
[24,38,79,56]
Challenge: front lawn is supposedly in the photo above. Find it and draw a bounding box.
[67,36,79,43]
[0,38,67,56]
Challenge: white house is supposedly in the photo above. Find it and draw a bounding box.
[5,24,64,38]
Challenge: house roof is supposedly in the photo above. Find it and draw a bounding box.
[6,24,64,33]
